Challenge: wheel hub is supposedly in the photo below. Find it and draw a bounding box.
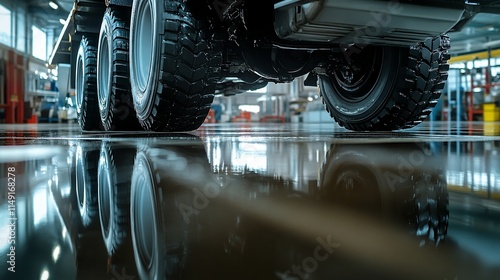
[339,65,355,84]
[331,46,382,101]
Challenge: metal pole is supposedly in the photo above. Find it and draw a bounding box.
[447,69,452,134]
[457,69,461,125]
[488,47,492,87]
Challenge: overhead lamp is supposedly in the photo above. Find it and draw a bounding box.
[49,1,58,10]
[52,245,61,262]
[59,18,66,25]
[40,270,49,280]
[484,39,500,49]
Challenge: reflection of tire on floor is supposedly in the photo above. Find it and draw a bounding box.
[320,143,449,245]
[75,142,100,229]
[130,141,210,279]
[71,141,109,276]
[97,142,136,259]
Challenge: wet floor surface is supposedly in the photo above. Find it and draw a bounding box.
[0,121,499,280]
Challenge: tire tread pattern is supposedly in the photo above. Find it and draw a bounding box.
[323,35,450,131]
[406,173,449,245]
[100,144,135,257]
[77,148,100,228]
[78,37,101,131]
[141,0,222,131]
[101,8,142,131]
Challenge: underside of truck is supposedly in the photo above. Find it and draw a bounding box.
[50,0,494,132]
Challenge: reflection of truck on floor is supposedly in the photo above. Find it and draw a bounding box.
[50,0,488,131]
[69,137,450,279]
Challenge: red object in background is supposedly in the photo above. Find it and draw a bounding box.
[204,109,216,124]
[26,115,38,124]
[3,50,25,124]
[233,111,252,122]
[259,115,285,123]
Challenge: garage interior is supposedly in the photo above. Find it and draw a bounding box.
[0,1,500,280]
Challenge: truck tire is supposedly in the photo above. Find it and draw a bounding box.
[129,0,222,131]
[130,151,164,279]
[130,141,209,279]
[98,143,135,257]
[320,143,449,245]
[97,8,141,131]
[76,36,101,131]
[319,35,450,131]
[75,144,99,229]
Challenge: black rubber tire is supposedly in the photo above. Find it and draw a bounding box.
[97,142,135,257]
[97,8,142,131]
[130,151,184,280]
[130,141,210,279]
[69,145,84,232]
[319,35,450,131]
[75,36,101,131]
[322,163,383,214]
[75,144,100,229]
[407,173,449,245]
[129,0,222,131]
[130,151,162,279]
[320,143,449,244]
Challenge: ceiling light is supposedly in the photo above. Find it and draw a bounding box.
[40,270,49,280]
[52,246,61,262]
[484,40,500,49]
[59,18,66,25]
[49,1,58,10]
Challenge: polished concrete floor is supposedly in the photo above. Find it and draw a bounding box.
[0,121,499,280]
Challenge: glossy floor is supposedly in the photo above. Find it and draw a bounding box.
[0,122,499,280]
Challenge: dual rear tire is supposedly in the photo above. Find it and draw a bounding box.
[76,7,140,131]
[75,0,220,132]
[75,37,100,131]
[97,8,141,131]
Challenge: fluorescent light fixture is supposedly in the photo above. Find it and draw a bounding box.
[49,1,58,10]
[484,39,500,49]
[238,105,260,113]
[40,270,49,280]
[59,18,66,25]
[52,246,61,262]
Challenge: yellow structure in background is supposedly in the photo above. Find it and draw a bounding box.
[484,103,500,122]
[484,122,500,136]
[449,48,500,64]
